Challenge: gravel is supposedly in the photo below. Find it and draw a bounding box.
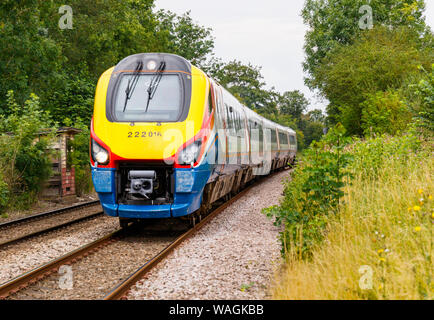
[0,204,103,244]
[127,170,289,300]
[0,195,98,223]
[10,231,178,300]
[0,215,119,285]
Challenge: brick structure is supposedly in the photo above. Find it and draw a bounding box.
[42,127,81,200]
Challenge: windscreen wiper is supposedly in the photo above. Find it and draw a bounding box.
[122,61,143,112]
[144,61,166,113]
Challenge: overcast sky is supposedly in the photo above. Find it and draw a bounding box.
[156,0,434,111]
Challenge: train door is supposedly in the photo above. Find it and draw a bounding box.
[240,108,249,165]
[213,85,227,168]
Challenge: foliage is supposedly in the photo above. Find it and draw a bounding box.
[46,67,95,125]
[263,124,352,258]
[208,59,275,111]
[156,10,215,67]
[302,0,429,90]
[0,91,54,210]
[408,65,434,133]
[0,172,9,214]
[360,91,412,135]
[0,1,217,126]
[300,115,325,147]
[64,118,92,197]
[349,130,421,180]
[0,0,64,114]
[278,91,309,125]
[314,26,432,135]
[271,134,433,299]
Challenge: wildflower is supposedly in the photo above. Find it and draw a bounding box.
[419,198,424,203]
[414,226,421,232]
[379,258,386,262]
[418,189,423,195]
[431,212,434,219]
[408,207,412,212]
[378,285,383,290]
[384,249,390,253]
[429,195,432,200]
[374,231,379,235]
[413,205,421,211]
[377,249,384,254]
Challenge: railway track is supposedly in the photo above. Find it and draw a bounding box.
[0,169,289,300]
[0,200,102,248]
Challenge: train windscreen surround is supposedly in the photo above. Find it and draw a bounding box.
[113,74,182,122]
[105,53,192,123]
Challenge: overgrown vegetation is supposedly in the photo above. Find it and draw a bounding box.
[264,0,433,299]
[0,91,54,213]
[264,124,352,258]
[269,131,432,299]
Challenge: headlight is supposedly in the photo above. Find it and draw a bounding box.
[178,141,202,165]
[91,139,109,165]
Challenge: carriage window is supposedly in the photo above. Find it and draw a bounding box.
[289,135,296,146]
[271,129,277,144]
[207,89,213,115]
[279,131,288,145]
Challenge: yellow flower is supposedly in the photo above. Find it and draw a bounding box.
[378,285,383,290]
[408,207,412,212]
[429,195,432,200]
[414,226,421,232]
[379,258,386,262]
[413,205,421,211]
[431,212,434,219]
[418,189,423,194]
[377,249,384,254]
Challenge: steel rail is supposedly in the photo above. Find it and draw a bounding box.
[0,211,104,248]
[0,167,290,300]
[0,200,100,229]
[0,229,123,299]
[103,169,289,300]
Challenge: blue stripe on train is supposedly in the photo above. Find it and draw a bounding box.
[90,140,217,219]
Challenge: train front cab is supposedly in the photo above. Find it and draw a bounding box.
[91,53,216,220]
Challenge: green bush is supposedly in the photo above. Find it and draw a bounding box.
[65,118,93,196]
[349,130,421,180]
[265,125,424,260]
[361,91,412,135]
[409,65,434,134]
[0,90,54,209]
[263,124,352,258]
[0,172,9,214]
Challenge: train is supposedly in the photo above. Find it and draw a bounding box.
[90,53,297,227]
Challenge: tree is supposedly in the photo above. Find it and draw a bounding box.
[208,59,279,113]
[307,109,326,123]
[314,26,432,135]
[0,91,54,208]
[360,90,412,135]
[156,10,215,67]
[302,0,429,90]
[0,0,64,114]
[278,90,309,125]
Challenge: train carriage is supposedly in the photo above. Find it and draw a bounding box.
[90,53,296,226]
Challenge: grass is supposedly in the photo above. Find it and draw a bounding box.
[271,140,433,300]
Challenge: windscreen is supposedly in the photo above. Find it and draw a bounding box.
[114,74,182,122]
